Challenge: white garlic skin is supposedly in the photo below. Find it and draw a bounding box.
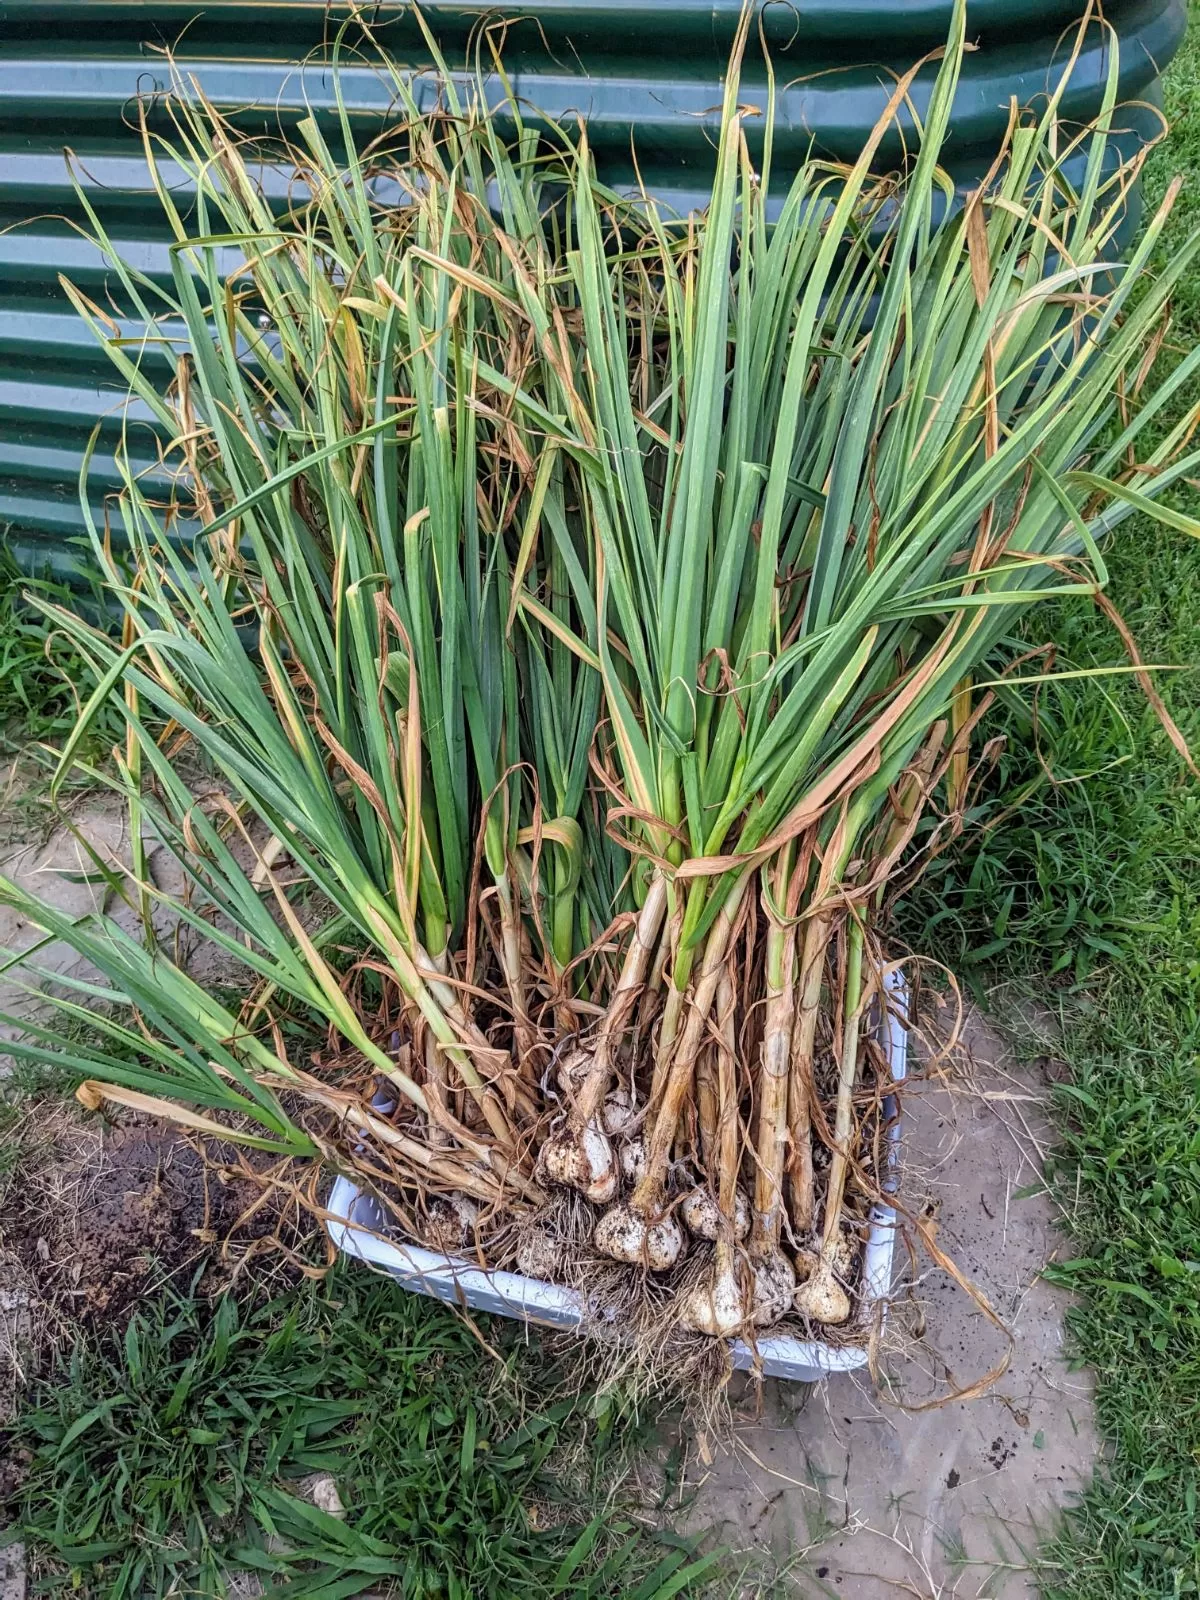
[594,1202,684,1271]
[539,1120,618,1205]
[750,1247,796,1328]
[601,1087,637,1137]
[793,1243,819,1283]
[619,1136,647,1187]
[679,1261,746,1337]
[794,1271,851,1326]
[792,1231,858,1300]
[833,1230,859,1281]
[555,1043,593,1096]
[679,1186,750,1242]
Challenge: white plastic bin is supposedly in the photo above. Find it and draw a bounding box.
[325,973,907,1383]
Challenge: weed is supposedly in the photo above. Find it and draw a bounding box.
[6,1266,716,1599]
[0,554,119,853]
[0,556,100,749]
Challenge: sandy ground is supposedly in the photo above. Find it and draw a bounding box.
[676,1005,1097,1597]
[0,802,1098,1598]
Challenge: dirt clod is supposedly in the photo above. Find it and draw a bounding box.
[5,1120,275,1327]
[1,1107,307,1418]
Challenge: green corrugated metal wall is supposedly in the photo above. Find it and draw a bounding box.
[0,0,1185,578]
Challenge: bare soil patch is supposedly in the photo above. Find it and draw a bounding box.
[0,1109,307,1417]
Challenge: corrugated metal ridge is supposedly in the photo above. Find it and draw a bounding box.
[0,6,1180,163]
[0,0,1185,580]
[0,0,1146,47]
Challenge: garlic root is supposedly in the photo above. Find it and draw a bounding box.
[794,916,866,1327]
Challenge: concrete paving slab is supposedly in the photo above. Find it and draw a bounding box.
[0,1544,24,1600]
[0,794,255,1041]
[0,802,156,1029]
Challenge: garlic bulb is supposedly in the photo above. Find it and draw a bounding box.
[539,1119,618,1205]
[516,1227,562,1281]
[679,1186,750,1242]
[679,1255,745,1336]
[424,1194,479,1253]
[749,1247,796,1328]
[594,1203,684,1271]
[793,1266,851,1326]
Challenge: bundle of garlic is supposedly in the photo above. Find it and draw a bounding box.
[8,0,1199,1347]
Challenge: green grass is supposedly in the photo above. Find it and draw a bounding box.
[3,1266,715,1600]
[0,557,119,848]
[903,11,1200,1594]
[0,560,100,749]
